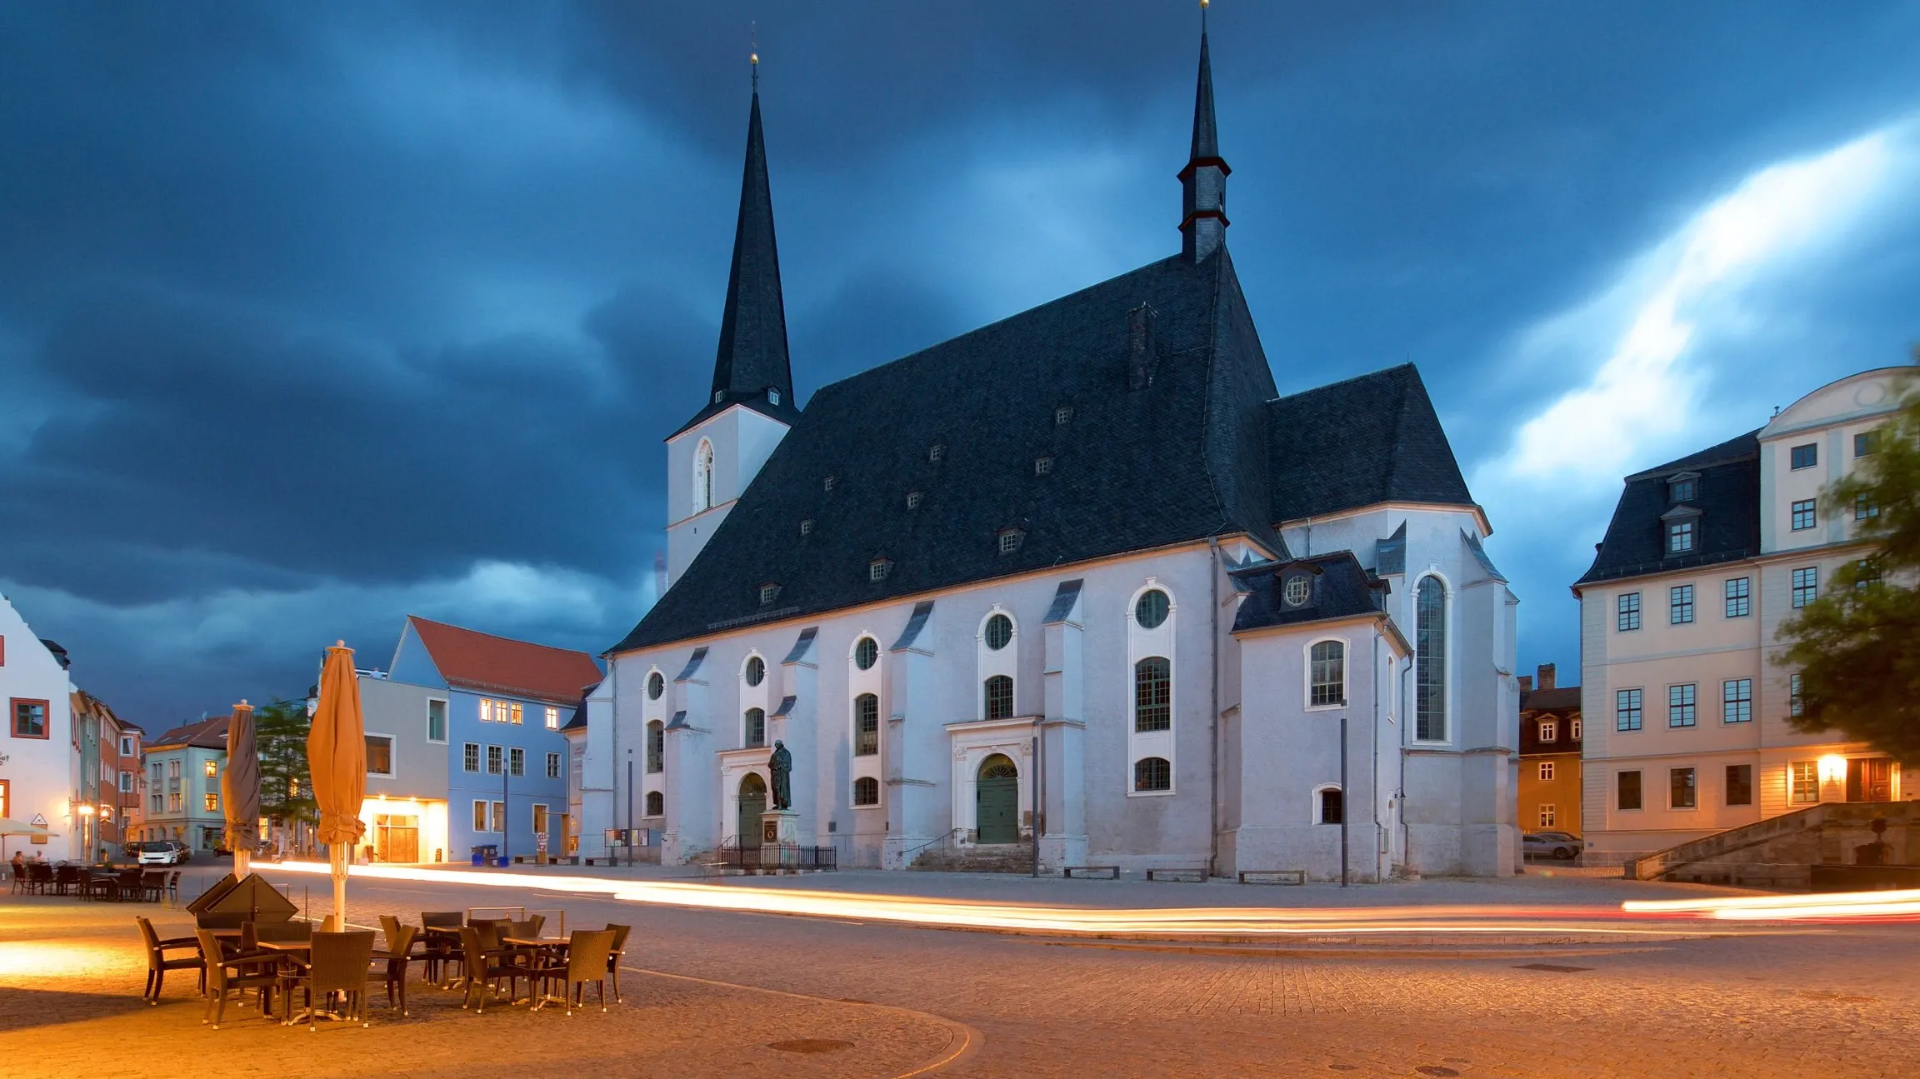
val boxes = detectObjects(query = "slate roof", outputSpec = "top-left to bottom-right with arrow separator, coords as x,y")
1266,365 -> 1476,523
1574,430 -> 1761,588
406,616 -> 604,705
670,88 -> 800,440
1229,552 -> 1389,634
148,715 -> 230,751
614,247 -> 1286,654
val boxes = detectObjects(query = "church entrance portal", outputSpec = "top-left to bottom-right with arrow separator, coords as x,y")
737,773 -> 767,848
976,755 -> 1019,844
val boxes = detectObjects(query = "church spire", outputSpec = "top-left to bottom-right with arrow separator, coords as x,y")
1179,4 -> 1230,262
706,50 -> 794,419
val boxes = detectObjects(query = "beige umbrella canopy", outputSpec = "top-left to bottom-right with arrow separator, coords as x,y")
306,642 -> 366,931
222,699 -> 261,879
0,819 -> 60,861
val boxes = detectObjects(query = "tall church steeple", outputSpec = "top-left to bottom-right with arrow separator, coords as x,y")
704,54 -> 794,423
1179,7 -> 1230,262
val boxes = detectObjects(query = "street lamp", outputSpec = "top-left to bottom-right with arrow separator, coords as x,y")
1817,754 -> 1848,800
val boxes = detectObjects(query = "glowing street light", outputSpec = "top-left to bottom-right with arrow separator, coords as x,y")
1817,754 -> 1848,785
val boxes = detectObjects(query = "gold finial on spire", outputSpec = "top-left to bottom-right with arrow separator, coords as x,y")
750,21 -> 759,92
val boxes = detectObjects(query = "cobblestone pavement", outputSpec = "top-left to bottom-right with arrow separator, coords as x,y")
11,871 -> 1916,1078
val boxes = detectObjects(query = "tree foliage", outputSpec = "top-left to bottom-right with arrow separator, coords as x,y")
254,697 -> 317,830
1778,364 -> 1920,763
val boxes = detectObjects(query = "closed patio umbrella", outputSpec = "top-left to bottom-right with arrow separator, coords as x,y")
222,699 -> 261,879
306,642 -> 366,931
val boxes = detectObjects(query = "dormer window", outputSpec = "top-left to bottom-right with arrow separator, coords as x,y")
759,583 -> 782,606
800,519 -> 813,536
823,475 -> 837,493
1282,573 -> 1311,608
869,558 -> 892,582
1668,472 -> 1699,503
713,390 -> 724,404
906,491 -> 923,510
1668,520 -> 1696,554
1034,455 -> 1053,476
928,444 -> 945,464
1054,406 -> 1073,425
767,387 -> 781,406
997,528 -> 1025,555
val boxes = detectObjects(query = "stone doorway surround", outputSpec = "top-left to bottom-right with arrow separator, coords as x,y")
718,747 -> 772,847
944,715 -> 1038,845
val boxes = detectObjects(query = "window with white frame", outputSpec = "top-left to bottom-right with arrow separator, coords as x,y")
1789,673 -> 1805,718
983,676 -> 1014,721
646,721 -> 663,773
1724,577 -> 1750,618
1539,761 -> 1555,781
853,637 -> 879,670
1668,684 -> 1697,727
491,801 -> 506,832
1539,720 -> 1557,743
1670,767 -> 1697,809
745,656 -> 766,686
1570,718 -> 1582,740
645,791 -> 664,816
1722,679 -> 1752,724
1415,577 -> 1447,740
853,777 -> 880,806
1134,658 -> 1171,732
695,439 -> 714,513
744,707 -> 767,748
508,747 -> 525,777
487,745 -> 504,775
984,614 -> 1013,651
1308,641 -> 1345,707
463,742 -> 480,773
428,699 -> 448,742
365,735 -> 394,778
1669,584 -> 1694,624
853,694 -> 879,756
1538,803 -> 1557,828
1316,786 -> 1343,825
472,801 -> 489,832
1133,757 -> 1171,792
1790,760 -> 1819,804
544,706 -> 559,730
1616,592 -> 1641,631
546,752 -> 561,779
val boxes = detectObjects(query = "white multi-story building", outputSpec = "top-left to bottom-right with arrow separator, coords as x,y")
584,28 -> 1520,880
1576,366 -> 1914,864
0,594 -> 78,861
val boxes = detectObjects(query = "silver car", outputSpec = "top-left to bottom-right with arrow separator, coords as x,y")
136,840 -> 192,866
1523,832 -> 1582,860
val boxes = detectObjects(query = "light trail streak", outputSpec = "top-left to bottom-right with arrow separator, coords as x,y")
1623,888 -> 1920,922
263,862 -> 1695,938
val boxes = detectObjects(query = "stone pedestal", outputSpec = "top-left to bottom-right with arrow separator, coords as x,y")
762,809 -> 801,866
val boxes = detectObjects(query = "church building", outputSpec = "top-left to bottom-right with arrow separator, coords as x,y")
582,27 -> 1520,879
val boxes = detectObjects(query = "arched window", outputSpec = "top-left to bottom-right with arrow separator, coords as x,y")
984,675 -> 1014,720
1317,786 -> 1344,824
853,694 -> 879,756
853,636 -> 879,671
1134,657 -> 1171,732
645,791 -> 663,817
744,656 -> 765,686
1415,577 -> 1448,741
1309,641 -> 1345,707
852,777 -> 880,806
1134,756 -> 1171,792
694,439 -> 715,513
1135,589 -> 1170,629
744,708 -> 766,749
647,671 -> 664,701
984,613 -> 1013,650
646,721 -> 664,774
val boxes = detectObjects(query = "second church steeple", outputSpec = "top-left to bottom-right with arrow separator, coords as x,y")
1179,11 -> 1230,262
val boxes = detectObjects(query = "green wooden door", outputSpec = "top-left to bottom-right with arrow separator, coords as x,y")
738,775 -> 767,848
976,755 -> 1019,844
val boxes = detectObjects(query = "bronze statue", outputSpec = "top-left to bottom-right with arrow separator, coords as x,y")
768,740 -> 793,810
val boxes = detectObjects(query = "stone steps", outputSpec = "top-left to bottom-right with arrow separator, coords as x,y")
911,842 -> 1035,873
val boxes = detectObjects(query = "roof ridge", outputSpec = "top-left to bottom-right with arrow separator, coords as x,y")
1625,428 -> 1762,480
1268,361 -> 1413,403
407,615 -> 595,659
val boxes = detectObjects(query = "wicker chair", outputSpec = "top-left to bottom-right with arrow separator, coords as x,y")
604,924 -> 631,1003
282,930 -> 376,1031
196,929 -> 280,1029
420,911 -> 463,984
53,864 -> 81,896
374,917 -> 429,1016
139,871 -> 166,903
136,916 -> 205,1003
529,929 -> 617,1016
9,863 -> 30,895
456,925 -> 526,1013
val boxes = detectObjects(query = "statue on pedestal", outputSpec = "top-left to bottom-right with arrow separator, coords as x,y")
768,740 -> 793,810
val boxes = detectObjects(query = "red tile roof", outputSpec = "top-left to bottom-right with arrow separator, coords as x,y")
407,616 -> 603,705
148,715 -> 231,751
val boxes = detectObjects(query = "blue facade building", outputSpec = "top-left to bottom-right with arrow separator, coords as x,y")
385,616 -> 602,864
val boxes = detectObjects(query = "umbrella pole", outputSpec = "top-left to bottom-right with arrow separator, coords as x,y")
234,848 -> 250,879
330,844 -> 348,931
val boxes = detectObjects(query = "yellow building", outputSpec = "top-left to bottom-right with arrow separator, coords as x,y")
1519,664 -> 1582,838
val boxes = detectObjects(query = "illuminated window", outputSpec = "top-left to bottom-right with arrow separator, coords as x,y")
472,801 -> 489,832
853,777 -> 880,806
984,675 -> 1014,721
1134,658 -> 1171,732
1134,757 -> 1171,792
203,759 -> 218,778
544,707 -> 559,730
365,736 -> 393,777
479,698 -> 494,722
508,703 -> 523,725
203,793 -> 218,813
1790,760 -> 1819,804
853,694 -> 879,756
1308,641 -> 1345,707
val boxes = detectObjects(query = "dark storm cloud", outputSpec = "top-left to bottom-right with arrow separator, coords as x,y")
2,2 -> 1918,721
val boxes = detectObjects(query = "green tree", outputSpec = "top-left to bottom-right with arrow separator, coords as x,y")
1777,364 -> 1920,763
255,697 -> 317,840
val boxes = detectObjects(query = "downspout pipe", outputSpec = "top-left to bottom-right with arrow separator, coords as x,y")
1371,632 -> 1381,883
1208,536 -> 1221,879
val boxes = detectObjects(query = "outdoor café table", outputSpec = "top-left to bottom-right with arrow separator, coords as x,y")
502,936 -> 571,1010
258,939 -> 322,1025
422,925 -> 464,988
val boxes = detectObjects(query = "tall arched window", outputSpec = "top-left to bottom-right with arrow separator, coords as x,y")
694,439 -> 715,513
984,675 -> 1014,720
853,694 -> 879,756
645,791 -> 663,816
1134,756 -> 1171,792
744,708 -> 766,749
1134,657 -> 1171,732
1415,576 -> 1447,741
646,720 -> 664,773
1309,641 -> 1345,707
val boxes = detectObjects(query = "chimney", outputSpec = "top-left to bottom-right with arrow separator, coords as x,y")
1537,663 -> 1556,691
1518,675 -> 1533,694
1128,304 -> 1159,390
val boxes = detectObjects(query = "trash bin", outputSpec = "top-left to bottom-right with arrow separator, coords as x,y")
470,844 -> 498,867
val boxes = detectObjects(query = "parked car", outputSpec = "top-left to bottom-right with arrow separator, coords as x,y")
136,840 -> 193,866
1522,832 -> 1583,860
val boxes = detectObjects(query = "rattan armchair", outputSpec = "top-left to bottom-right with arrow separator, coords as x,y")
604,924 -> 631,1003
456,925 -> 526,1013
195,929 -> 280,1029
281,930 -> 377,1031
136,916 -> 204,1003
528,929 -> 617,1016
374,916 -> 429,1016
